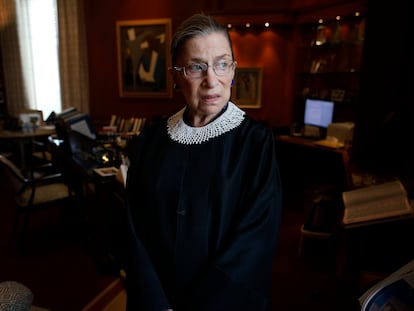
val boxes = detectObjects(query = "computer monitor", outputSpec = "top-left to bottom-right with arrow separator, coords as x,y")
304,98 -> 334,128
64,112 -> 96,140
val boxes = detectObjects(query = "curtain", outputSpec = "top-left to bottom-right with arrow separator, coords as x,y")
0,0 -> 89,118
57,0 -> 89,114
0,0 -> 30,117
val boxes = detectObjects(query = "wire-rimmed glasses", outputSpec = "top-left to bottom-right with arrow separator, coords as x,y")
173,61 -> 237,79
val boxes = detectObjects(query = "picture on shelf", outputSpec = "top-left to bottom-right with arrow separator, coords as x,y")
331,89 -> 346,102
313,24 -> 327,46
232,67 -> 262,109
309,59 -> 327,73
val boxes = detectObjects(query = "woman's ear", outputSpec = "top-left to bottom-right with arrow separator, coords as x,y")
169,67 -> 180,91
231,64 -> 237,85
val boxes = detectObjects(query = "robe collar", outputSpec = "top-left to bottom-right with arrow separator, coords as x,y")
167,101 -> 245,145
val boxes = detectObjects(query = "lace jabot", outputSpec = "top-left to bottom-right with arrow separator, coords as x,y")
167,101 -> 245,145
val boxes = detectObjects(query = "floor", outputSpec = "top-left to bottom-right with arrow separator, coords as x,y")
0,171 -> 119,311
0,169 -> 374,311
270,189 -> 363,311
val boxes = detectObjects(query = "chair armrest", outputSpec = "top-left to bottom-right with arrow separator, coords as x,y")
33,172 -> 64,185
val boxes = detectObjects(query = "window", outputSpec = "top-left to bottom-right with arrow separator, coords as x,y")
17,0 -> 61,119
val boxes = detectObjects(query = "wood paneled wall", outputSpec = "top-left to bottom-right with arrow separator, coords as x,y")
83,0 -> 365,129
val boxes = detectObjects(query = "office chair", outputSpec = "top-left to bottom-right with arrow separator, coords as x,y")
0,154 -> 75,251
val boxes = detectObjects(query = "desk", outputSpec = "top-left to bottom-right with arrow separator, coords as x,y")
275,134 -> 352,256
275,135 -> 353,191
0,127 -> 56,169
276,136 -> 414,287
62,143 -> 127,271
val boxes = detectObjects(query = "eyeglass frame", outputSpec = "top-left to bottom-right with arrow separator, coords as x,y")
171,60 -> 237,79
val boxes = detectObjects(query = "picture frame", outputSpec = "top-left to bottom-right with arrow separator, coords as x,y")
94,167 -> 119,177
330,89 -> 346,102
19,110 -> 44,127
232,67 -> 262,109
116,18 -> 173,98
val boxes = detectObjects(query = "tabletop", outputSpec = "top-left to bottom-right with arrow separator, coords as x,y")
0,126 -> 56,139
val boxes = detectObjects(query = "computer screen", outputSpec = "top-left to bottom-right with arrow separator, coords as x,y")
304,98 -> 334,128
64,112 -> 96,140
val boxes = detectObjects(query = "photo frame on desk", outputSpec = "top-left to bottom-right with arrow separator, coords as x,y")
19,110 -> 44,127
94,167 -> 119,177
116,18 -> 173,98
232,67 -> 262,109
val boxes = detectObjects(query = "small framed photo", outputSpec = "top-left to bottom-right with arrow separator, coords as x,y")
116,18 -> 173,98
232,67 -> 262,109
331,89 -> 346,102
94,167 -> 119,177
19,110 -> 44,127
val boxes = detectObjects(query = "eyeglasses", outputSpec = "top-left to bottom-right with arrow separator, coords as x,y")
173,61 -> 236,79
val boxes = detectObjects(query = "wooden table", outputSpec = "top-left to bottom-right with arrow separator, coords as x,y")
0,127 -> 56,169
275,134 -> 353,190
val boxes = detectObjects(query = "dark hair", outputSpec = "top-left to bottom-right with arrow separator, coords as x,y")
170,13 -> 234,65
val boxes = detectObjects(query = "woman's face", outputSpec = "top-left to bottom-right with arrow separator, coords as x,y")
171,32 -> 236,127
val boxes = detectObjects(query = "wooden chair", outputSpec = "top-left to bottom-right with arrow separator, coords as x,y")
298,191 -> 342,259
0,154 -> 75,251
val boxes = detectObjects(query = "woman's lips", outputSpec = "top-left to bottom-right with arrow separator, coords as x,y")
202,94 -> 220,102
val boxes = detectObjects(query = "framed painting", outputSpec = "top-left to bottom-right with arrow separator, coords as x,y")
232,67 -> 262,108
116,18 -> 173,98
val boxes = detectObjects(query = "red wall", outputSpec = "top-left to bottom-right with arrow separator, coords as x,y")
83,0 -> 365,130
83,1 -> 297,129
229,27 -> 295,126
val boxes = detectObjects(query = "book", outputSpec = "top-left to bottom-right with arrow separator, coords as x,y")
109,114 -> 117,127
359,259 -> 414,310
342,180 -> 414,227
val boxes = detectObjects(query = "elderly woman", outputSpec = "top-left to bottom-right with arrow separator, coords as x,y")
124,13 -> 283,311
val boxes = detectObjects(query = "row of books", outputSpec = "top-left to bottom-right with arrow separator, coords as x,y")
108,115 -> 146,135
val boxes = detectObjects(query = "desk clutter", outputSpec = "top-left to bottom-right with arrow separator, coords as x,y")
289,121 -> 355,150
1,108 -> 137,185
51,109 -> 140,172
101,114 -> 146,137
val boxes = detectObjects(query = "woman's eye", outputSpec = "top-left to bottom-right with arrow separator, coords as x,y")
188,64 -> 203,71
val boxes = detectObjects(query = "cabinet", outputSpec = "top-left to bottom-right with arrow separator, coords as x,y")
293,13 -> 366,123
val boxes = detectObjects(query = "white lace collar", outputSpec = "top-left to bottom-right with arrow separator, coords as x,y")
167,101 -> 245,145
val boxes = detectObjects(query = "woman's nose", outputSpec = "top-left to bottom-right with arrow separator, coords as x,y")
203,67 -> 219,86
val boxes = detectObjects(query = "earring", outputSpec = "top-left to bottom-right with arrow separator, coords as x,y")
231,79 -> 234,86
173,83 -> 179,90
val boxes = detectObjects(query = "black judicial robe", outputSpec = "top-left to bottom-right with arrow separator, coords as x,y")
125,112 -> 282,311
